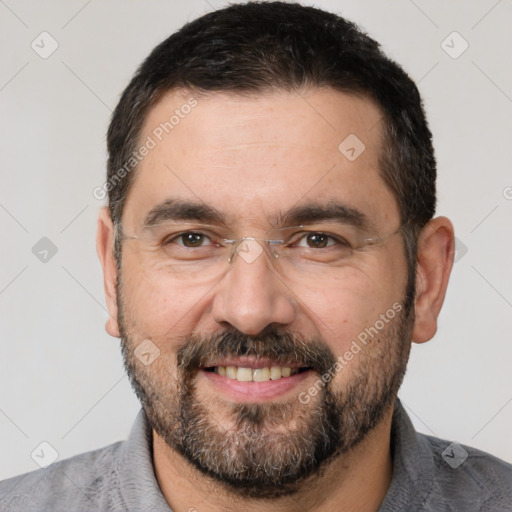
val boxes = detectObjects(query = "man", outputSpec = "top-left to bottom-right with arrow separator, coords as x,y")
1,1 -> 510,511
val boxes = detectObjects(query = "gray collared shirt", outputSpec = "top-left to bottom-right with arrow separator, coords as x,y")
1,400 -> 511,511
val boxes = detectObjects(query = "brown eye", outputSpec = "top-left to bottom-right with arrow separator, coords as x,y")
306,233 -> 329,248
178,232 -> 207,247
293,232 -> 350,250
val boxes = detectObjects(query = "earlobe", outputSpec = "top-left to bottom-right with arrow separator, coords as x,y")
96,207 -> 121,338
412,216 -> 455,344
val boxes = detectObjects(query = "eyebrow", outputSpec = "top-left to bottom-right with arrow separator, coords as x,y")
142,198 -> 225,229
273,201 -> 374,232
141,198 -> 374,232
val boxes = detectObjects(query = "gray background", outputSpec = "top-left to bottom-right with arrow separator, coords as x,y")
1,0 -> 511,480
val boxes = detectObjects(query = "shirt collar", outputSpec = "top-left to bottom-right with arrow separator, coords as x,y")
378,398 -> 435,510
118,409 -> 172,511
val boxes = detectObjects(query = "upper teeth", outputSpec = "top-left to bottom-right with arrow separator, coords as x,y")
215,366 -> 297,382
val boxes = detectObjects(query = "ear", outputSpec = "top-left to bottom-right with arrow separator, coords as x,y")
96,207 -> 121,338
412,216 -> 455,344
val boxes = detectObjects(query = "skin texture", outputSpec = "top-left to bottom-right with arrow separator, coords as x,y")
97,88 -> 455,512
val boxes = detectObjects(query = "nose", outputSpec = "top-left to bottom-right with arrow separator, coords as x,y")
211,240 -> 296,335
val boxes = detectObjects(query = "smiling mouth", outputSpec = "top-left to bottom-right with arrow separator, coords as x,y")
203,365 -> 311,382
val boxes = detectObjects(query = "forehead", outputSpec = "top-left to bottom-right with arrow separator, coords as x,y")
122,87 -> 399,230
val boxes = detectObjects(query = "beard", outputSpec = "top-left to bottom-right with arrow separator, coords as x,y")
118,282 -> 414,499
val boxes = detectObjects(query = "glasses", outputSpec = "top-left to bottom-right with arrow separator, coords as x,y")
115,221 -> 403,283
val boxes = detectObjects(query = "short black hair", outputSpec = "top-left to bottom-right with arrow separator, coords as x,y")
107,1 -> 437,308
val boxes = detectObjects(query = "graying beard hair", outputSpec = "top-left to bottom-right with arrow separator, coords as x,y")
150,373 -> 342,498
119,309 -> 412,499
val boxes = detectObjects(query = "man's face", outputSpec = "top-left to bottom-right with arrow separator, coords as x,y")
115,88 -> 413,497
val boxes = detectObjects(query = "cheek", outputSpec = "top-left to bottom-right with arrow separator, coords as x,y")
119,252 -> 211,340
300,251 -> 407,353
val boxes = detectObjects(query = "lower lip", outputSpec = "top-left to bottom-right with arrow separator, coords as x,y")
199,369 -> 313,402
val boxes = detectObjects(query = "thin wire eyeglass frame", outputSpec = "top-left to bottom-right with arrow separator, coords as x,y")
113,221 -> 405,266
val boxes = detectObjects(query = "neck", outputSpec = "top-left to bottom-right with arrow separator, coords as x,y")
152,407 -> 394,512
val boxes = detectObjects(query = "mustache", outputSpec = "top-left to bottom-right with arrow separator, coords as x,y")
176,326 -> 337,375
